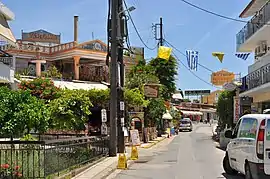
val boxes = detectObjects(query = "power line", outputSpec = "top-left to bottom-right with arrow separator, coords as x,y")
165,39 -> 214,73
123,0 -> 157,50
179,0 -> 249,23
171,50 -> 221,89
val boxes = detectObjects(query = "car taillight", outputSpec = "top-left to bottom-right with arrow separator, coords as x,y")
257,119 -> 265,159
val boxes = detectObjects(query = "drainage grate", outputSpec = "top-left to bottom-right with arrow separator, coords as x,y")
164,159 -> 177,163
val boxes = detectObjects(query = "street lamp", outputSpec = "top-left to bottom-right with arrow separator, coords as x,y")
118,6 -> 136,15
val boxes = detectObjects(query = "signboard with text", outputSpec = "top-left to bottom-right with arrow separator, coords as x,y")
144,84 -> 160,98
22,30 -> 61,44
211,70 -> 235,86
234,96 -> 240,123
184,90 -> 211,96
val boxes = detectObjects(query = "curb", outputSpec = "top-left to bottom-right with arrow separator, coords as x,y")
140,137 -> 167,149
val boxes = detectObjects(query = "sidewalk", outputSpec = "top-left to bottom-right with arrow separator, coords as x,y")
71,136 -> 168,179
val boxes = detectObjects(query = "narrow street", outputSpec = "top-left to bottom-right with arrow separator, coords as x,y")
110,124 -> 244,179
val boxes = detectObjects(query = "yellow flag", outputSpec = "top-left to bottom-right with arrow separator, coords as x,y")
158,46 -> 172,60
212,52 -> 224,63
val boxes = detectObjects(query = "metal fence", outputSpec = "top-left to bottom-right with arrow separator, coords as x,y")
0,136 -> 109,178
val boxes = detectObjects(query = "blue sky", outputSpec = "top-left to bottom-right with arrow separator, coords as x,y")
4,0 -> 253,92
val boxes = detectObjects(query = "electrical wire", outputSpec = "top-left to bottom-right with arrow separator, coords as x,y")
179,0 -> 261,24
165,39 -> 214,73
171,50 -> 221,89
123,0 -> 157,50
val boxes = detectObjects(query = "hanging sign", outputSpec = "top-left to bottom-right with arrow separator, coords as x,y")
101,109 -> 107,123
233,96 -> 240,123
211,70 -> 235,86
101,123 -> 108,135
223,82 -> 237,91
144,84 -> 160,98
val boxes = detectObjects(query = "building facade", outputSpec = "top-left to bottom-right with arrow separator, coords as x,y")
237,0 -> 270,114
0,3 -> 16,83
201,90 -> 222,105
1,16 -> 138,84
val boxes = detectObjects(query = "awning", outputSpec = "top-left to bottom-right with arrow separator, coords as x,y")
0,15 -> 16,46
162,110 -> 173,120
50,80 -> 108,90
180,110 -> 203,116
18,78 -> 109,90
199,108 -> 216,113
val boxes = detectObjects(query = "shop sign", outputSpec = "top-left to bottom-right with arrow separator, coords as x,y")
233,96 -> 240,123
184,90 -> 211,96
144,84 -> 160,98
211,70 -> 235,86
22,30 -> 60,44
223,82 -> 237,91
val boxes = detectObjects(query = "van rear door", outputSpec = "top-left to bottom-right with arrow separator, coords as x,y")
264,119 -> 270,174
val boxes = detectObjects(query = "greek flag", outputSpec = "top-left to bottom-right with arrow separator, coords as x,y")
186,50 -> 199,71
235,53 -> 250,60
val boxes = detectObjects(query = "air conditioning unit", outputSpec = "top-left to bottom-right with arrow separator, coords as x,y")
255,42 -> 267,58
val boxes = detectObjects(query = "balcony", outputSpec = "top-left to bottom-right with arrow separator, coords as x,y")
0,3 -> 15,21
0,56 -> 15,83
236,1 -> 270,52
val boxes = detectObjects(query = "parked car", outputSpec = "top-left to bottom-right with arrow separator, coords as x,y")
223,114 -> 270,179
179,118 -> 193,132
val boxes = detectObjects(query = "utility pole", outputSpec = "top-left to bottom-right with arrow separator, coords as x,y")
109,0 -> 119,157
153,17 -> 164,47
117,0 -> 125,154
159,17 -> 163,46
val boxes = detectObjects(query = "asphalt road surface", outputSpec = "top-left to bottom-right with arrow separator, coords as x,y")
108,124 -> 244,179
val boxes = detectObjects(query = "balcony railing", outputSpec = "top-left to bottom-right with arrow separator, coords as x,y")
236,1 -> 270,50
244,61 -> 270,91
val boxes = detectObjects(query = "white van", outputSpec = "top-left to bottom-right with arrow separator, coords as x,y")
223,114 -> 270,179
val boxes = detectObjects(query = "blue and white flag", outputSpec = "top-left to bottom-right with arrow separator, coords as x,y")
186,50 -> 199,71
235,53 -> 250,61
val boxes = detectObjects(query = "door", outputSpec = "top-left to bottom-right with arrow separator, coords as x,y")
264,118 -> 270,175
237,117 -> 258,173
227,119 -> 242,170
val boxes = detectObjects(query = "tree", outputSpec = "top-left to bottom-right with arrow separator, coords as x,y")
18,78 -> 60,100
145,98 -> 166,127
216,90 -> 235,130
124,88 -> 149,108
149,56 -> 178,100
126,59 -> 159,91
87,89 -> 110,108
49,89 -> 92,131
0,87 -> 50,137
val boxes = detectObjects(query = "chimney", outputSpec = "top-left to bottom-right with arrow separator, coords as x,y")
74,15 -> 78,44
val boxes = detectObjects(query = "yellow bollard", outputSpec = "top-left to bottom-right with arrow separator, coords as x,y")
117,153 -> 127,169
130,145 -> 138,160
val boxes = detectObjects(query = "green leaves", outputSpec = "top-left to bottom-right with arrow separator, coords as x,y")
48,89 -> 92,131
149,56 -> 178,100
124,88 -> 149,107
19,78 -> 60,100
0,87 -> 50,136
216,90 -> 236,129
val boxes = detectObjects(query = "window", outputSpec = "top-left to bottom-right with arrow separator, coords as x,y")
238,118 -> 258,139
232,119 -> 242,138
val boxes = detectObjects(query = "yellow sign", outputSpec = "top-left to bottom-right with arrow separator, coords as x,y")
211,70 -> 235,86
117,153 -> 127,169
130,146 -> 138,160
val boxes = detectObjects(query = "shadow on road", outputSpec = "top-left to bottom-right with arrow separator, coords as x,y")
222,173 -> 244,179
216,146 -> 226,151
